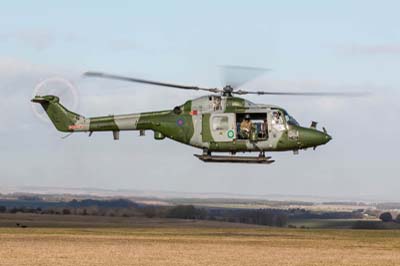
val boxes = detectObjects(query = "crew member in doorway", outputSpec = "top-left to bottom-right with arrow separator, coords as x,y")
240,114 -> 253,139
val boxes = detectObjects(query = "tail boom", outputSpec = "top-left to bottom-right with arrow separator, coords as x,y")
32,95 -> 154,133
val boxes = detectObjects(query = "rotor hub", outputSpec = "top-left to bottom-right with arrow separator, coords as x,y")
223,85 -> 234,96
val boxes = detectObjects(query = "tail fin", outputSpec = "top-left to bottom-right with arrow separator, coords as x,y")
31,95 -> 83,132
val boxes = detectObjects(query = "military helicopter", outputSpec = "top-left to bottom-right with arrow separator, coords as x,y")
31,68 -> 362,164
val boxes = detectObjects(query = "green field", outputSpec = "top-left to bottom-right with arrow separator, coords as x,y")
0,214 -> 400,266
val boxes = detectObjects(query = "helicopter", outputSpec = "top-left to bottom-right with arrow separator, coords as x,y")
31,69 -> 362,164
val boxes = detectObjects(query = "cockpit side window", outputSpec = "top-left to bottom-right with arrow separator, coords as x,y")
282,110 -> 299,126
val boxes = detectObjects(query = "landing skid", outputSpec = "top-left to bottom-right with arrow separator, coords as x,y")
194,154 -> 275,164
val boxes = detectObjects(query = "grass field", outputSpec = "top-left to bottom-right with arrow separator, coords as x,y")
1,214 -> 400,266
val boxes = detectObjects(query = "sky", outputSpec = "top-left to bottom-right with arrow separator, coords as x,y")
1,1 -> 400,200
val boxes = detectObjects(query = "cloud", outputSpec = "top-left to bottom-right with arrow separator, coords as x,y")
0,57 -> 49,79
339,44 -> 400,55
109,39 -> 138,52
0,30 -> 54,51
0,30 -> 82,51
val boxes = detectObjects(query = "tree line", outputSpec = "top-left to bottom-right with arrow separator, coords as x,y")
0,198 -> 392,228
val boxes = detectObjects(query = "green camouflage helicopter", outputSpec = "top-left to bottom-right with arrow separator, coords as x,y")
32,70 -> 361,164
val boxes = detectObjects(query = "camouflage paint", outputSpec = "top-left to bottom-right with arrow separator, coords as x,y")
201,114 -> 213,142
32,94 -> 331,154
31,95 -> 83,132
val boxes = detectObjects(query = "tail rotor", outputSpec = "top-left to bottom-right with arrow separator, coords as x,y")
31,77 -> 79,122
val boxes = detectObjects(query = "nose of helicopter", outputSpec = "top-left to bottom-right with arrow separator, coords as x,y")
298,127 -> 332,148
325,133 -> 332,143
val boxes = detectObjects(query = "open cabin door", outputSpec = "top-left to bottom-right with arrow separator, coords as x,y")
202,113 -> 236,142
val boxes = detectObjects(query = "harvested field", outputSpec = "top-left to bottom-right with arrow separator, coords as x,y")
0,214 -> 399,266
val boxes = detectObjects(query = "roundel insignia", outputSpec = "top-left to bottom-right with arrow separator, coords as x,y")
176,118 -> 185,126
227,129 -> 235,139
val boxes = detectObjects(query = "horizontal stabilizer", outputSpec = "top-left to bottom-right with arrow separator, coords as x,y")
31,96 -> 50,103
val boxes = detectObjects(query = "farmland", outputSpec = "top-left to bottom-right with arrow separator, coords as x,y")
0,214 -> 399,266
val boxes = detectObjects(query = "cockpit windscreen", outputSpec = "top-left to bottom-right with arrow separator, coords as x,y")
282,110 -> 299,126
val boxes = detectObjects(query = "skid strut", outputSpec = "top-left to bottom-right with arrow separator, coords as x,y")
194,152 -> 275,164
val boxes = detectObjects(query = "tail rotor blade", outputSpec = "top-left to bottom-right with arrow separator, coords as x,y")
31,77 -> 79,123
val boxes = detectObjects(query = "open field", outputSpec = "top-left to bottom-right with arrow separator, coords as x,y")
0,214 -> 400,266
0,213 -> 261,229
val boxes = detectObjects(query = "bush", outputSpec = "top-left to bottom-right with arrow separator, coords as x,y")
275,215 -> 288,227
166,205 -> 206,220
379,212 -> 393,222
352,220 -> 380,229
395,214 -> 400,223
9,207 -> 21,214
142,207 -> 157,218
0,206 -> 6,213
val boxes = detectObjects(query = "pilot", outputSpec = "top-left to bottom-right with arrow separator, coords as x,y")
272,111 -> 285,131
272,111 -> 280,124
240,114 -> 253,139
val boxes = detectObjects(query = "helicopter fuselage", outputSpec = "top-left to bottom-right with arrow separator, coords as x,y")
32,95 -> 331,155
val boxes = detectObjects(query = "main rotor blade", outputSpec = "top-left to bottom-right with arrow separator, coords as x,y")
219,65 -> 270,88
233,90 -> 369,97
84,71 -> 222,93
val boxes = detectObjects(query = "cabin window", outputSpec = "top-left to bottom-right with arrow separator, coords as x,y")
212,116 -> 229,131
